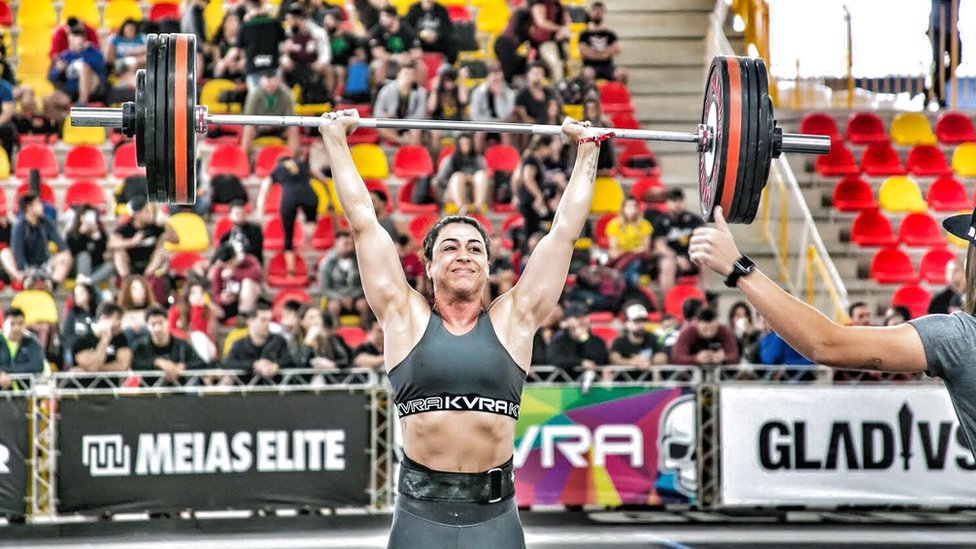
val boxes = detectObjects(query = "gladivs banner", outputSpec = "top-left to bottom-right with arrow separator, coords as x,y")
514,386 -> 696,506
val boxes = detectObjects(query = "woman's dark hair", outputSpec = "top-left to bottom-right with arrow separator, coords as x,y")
119,18 -> 139,36
118,274 -> 157,310
451,133 -> 476,164
65,204 -> 105,237
176,276 -> 212,331
966,246 -> 976,315
72,282 -> 99,314
422,215 -> 492,263
727,300 -> 753,327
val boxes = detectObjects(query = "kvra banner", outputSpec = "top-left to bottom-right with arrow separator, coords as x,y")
514,386 -> 696,506
721,386 -> 976,506
57,393 -> 370,513
0,397 -> 28,516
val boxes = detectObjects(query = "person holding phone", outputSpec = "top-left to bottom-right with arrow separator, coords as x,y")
670,307 -> 739,366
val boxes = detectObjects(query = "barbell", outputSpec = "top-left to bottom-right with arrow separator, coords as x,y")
69,33 -> 830,224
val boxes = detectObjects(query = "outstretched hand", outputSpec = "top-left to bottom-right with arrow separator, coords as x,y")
688,206 -> 742,278
559,117 -> 611,144
319,109 -> 360,141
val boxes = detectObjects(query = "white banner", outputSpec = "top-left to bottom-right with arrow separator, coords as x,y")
720,385 -> 976,506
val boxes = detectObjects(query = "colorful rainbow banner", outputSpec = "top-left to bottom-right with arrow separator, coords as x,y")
514,386 -> 696,506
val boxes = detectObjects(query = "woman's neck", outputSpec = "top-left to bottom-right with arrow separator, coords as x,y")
433,295 -> 483,330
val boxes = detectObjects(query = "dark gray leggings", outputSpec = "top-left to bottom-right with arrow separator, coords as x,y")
386,494 -> 527,549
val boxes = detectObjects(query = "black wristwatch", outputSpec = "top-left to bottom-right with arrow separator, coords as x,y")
724,256 -> 757,288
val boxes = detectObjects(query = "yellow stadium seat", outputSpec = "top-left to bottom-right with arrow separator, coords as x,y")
16,26 -> 53,59
222,327 -> 248,357
563,104 -> 583,121
389,0 -> 412,16
60,0 -> 100,27
890,112 -> 936,146
17,50 -> 50,80
200,79 -> 243,114
324,179 -> 344,216
951,142 -> 976,177
0,149 -> 10,179
17,1 -> 57,29
350,144 -> 390,179
590,176 -> 624,214
310,179 -> 330,216
878,176 -> 927,213
253,135 -> 285,147
476,1 -> 510,35
62,116 -> 106,146
12,290 -> 58,325
164,212 -> 210,253
204,0 -> 225,41
103,0 -> 144,31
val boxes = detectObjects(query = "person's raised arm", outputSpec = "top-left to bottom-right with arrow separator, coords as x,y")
689,206 -> 927,372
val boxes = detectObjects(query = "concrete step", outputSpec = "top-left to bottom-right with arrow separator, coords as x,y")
630,66 -> 705,95
618,38 -> 706,66
604,0 -> 713,12
633,93 -> 705,123
605,11 -> 710,39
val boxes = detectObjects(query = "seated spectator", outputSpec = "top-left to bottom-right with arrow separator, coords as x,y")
0,194 -> 72,290
209,238 -> 263,321
132,306 -> 205,379
222,304 -> 296,380
527,0 -> 570,81
50,17 -> 100,61
397,234 -> 426,293
884,305 -> 912,327
0,76 -> 15,160
653,312 -> 680,359
48,24 -> 106,108
369,6 -> 424,83
565,263 -> 625,313
71,302 -> 132,373
752,315 -> 815,382
109,197 -> 177,293
727,300 -> 760,358
180,0 -> 210,44
609,303 -> 666,375
487,238 -> 516,303
0,308 -> 45,385
62,283 -> 99,367
469,62 -> 516,151
644,188 -> 703,292
372,190 -> 399,240
426,66 -> 469,145
241,71 -> 301,153
207,12 -> 246,80
578,2 -> 627,84
531,303 -> 564,365
218,200 -> 264,264
168,277 -> 220,364
605,197 -> 652,288
405,0 -> 457,64
670,308 -> 739,367
322,8 -> 366,100
516,136 -> 560,240
118,274 -> 157,339
515,62 -> 559,125
352,316 -> 385,369
16,86 -> 59,140
494,7 -> 532,83
847,301 -> 873,326
547,304 -> 609,390
274,298 -> 305,358
257,155 -> 319,272
104,19 -> 146,82
229,0 -> 286,90
296,306 -> 352,370
64,206 -> 114,286
0,34 -> 13,86
319,231 -> 370,324
373,62 -> 426,146
281,4 -> 332,102
928,257 -> 964,314
435,133 -> 489,215
582,98 -> 615,176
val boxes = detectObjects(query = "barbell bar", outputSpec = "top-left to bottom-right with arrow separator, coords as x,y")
69,33 -> 831,224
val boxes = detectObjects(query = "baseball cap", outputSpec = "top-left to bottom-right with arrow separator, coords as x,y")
943,207 -> 976,244
623,303 -> 649,322
563,303 -> 588,319
128,195 -> 148,213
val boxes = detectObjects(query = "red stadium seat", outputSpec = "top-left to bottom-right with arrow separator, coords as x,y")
64,145 -> 107,178
898,212 -> 943,247
617,141 -> 660,178
594,213 -> 615,248
906,144 -> 951,177
421,52 -> 445,89
63,180 -> 107,212
869,248 -> 917,284
814,140 -> 859,176
436,146 -> 455,170
610,113 -> 640,130
799,112 -> 841,142
485,144 -> 521,175
629,177 -> 664,202
831,176 -> 876,212
207,144 -> 250,179
409,213 -> 440,243
0,190 -> 8,217
14,181 -> 56,209
935,112 -> 976,144
263,216 -> 305,252
860,142 -> 906,176
266,252 -> 309,288
926,175 -> 970,212
263,183 -> 282,214
0,3 -> 12,26
587,311 -> 614,324
845,112 -> 888,144
14,145 -> 59,178
271,288 -> 312,320
891,284 -> 931,319
919,247 -> 957,284
397,179 -> 439,214
254,145 -> 292,178
393,145 -> 434,178
365,179 -> 393,209
212,216 -> 233,245
311,216 -> 337,250
169,252 -> 205,277
598,81 -> 634,115
591,325 -> 619,346
468,212 -> 494,235
335,326 -> 367,348
447,5 -> 472,21
850,209 -> 897,247
500,213 -> 524,249
346,125 -> 379,145
112,142 -> 144,178
149,2 -> 179,21
663,284 -> 705,318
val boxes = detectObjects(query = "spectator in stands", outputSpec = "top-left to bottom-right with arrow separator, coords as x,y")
727,300 -> 760,358
62,283 -> 99,367
118,274 -> 157,340
610,303 -> 667,374
578,2 -> 626,84
373,61 -> 426,146
884,305 -> 912,327
231,0 -> 286,90
527,0 -> 570,81
169,277 -> 220,364
0,308 -> 45,385
275,298 -> 305,358
180,0 -> 210,45
50,17 -> 100,61
49,24 -> 106,109
531,303 -> 563,365
222,304 -> 296,378
105,19 -> 146,77
219,200 -> 265,264
319,230 -> 370,324
929,257 -> 965,314
0,75 -> 15,161
281,4 -> 332,101
71,302 -> 132,373
548,303 -> 609,390
16,86 -> 59,140
469,62 -> 516,151
436,133 -> 489,215
847,301 -> 873,326
352,0 -> 385,33
605,197 -> 652,288
750,315 -> 815,382
64,206 -> 114,286
209,237 -> 263,321
426,66 -> 469,145
257,155 -> 319,273
372,190 -> 399,240
208,12 -> 246,80
352,315 -> 385,369
487,237 -> 516,303
671,308 -> 739,366
565,262 -> 626,313
110,197 -> 177,282
322,8 -> 365,101
644,188 -> 704,292
0,194 -> 72,290
241,71 -> 302,153
582,98 -> 616,176
296,306 -> 352,370
133,306 -> 205,379
369,6 -> 424,84
515,62 -> 559,126
930,0 -> 959,108
0,36 -> 14,87
653,312 -> 681,360
405,0 -> 457,64
494,7 -> 532,83
516,136 -> 559,241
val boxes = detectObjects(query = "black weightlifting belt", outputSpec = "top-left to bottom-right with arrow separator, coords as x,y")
398,455 -> 516,504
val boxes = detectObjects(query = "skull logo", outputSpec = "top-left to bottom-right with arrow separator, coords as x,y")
659,395 -> 696,497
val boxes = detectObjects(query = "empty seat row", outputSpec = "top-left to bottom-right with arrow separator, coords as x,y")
869,246 -> 959,286
815,141 -> 976,178
801,111 -> 976,147
850,209 -> 947,248
832,174 -> 974,214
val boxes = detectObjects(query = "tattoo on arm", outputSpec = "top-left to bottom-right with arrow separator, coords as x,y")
860,357 -> 883,371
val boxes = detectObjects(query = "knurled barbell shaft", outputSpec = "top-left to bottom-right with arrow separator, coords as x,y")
68,106 -> 829,155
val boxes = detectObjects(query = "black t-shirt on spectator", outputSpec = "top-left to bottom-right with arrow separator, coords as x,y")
578,29 -> 618,74
219,222 -> 264,265
330,32 -> 361,66
518,155 -> 558,202
114,222 -> 166,274
515,87 -> 555,124
644,209 -> 704,255
237,14 -> 286,74
610,332 -> 658,359
405,3 -> 453,48
71,331 -> 130,364
547,330 -> 609,371
368,23 -> 420,56
132,335 -> 205,371
353,341 -> 381,360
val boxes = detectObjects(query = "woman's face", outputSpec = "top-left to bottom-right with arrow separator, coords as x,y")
74,286 -> 90,307
188,284 -> 205,305
731,306 -> 749,323
302,308 -> 324,332
224,15 -> 240,37
129,280 -> 147,305
458,136 -> 473,154
122,23 -> 137,39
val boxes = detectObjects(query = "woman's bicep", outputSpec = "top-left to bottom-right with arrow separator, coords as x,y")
818,324 -> 928,373
354,225 -> 418,322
